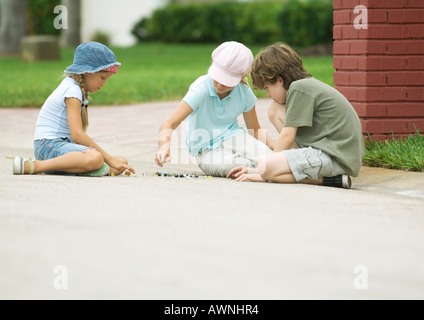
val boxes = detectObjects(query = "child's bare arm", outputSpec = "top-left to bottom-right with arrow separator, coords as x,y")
66,98 -> 135,173
243,106 -> 275,150
67,98 -> 110,157
155,100 -> 193,166
267,101 -> 285,134
274,127 -> 298,152
267,101 -> 299,150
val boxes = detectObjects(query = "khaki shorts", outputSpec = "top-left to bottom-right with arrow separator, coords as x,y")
196,132 -> 272,177
283,147 -> 345,182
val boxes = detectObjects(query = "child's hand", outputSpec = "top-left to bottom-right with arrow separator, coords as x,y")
155,149 -> 171,167
227,166 -> 247,179
227,166 -> 257,179
108,158 -> 136,175
234,173 -> 266,182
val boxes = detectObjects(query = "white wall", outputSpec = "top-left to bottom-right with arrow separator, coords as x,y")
81,0 -> 167,47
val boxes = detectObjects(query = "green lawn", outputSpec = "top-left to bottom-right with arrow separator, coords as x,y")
0,43 -> 334,108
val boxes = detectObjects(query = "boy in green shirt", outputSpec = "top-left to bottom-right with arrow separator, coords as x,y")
227,43 -> 364,188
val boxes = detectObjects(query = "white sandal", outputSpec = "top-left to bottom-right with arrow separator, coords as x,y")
13,157 -> 35,175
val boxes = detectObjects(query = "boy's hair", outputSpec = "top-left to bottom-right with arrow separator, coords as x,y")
250,42 -> 311,90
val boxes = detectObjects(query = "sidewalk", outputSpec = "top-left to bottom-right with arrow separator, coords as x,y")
0,100 -> 423,299
2,99 -> 421,198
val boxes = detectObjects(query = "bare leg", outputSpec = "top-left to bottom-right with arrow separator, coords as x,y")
267,101 -> 298,149
268,100 -> 286,134
259,152 -> 322,185
23,149 -> 103,174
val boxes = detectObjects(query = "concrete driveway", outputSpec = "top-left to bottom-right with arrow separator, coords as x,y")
1,99 -> 423,299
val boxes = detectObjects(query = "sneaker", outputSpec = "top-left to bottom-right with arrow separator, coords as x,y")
13,157 -> 35,175
76,163 -> 110,177
322,174 -> 351,189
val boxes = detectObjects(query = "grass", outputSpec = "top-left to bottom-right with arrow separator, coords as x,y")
0,42 -> 334,108
364,130 -> 424,172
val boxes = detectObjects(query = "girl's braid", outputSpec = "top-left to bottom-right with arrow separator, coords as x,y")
77,74 -> 88,102
77,74 -> 89,132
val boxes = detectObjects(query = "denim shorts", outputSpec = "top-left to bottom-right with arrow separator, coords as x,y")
34,137 -> 91,161
283,147 -> 346,182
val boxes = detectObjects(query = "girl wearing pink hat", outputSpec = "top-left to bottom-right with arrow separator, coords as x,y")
155,41 -> 275,177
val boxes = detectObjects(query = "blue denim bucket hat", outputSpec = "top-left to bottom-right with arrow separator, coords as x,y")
65,42 -> 121,74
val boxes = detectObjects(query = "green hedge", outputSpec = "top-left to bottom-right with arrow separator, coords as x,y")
278,0 -> 333,47
132,0 -> 333,47
133,1 -> 284,45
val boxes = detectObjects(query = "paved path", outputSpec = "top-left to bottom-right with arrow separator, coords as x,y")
1,100 -> 423,300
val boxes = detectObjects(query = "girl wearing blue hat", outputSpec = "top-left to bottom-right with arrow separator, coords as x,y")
13,42 -> 135,176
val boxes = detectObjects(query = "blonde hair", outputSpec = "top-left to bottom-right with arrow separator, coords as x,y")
240,75 -> 249,87
250,42 -> 311,90
76,74 -> 89,132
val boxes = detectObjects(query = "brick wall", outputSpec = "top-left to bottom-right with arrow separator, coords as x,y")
333,0 -> 424,141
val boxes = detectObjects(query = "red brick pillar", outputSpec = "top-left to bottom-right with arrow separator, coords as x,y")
333,0 -> 424,141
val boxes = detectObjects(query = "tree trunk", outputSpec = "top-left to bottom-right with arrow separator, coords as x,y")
60,0 -> 80,47
0,0 -> 28,55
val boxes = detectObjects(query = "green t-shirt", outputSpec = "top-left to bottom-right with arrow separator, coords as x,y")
284,78 -> 364,177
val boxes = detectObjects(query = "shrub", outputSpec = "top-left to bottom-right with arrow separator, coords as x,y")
278,0 -> 333,47
132,0 -> 333,47
132,1 -> 285,45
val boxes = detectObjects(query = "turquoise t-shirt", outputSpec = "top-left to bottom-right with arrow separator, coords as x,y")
183,75 -> 257,156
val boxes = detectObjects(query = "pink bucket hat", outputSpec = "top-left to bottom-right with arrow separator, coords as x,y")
208,41 -> 253,87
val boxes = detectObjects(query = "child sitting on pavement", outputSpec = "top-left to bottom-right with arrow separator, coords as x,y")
227,42 -> 364,188
155,41 -> 274,177
13,42 -> 135,176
